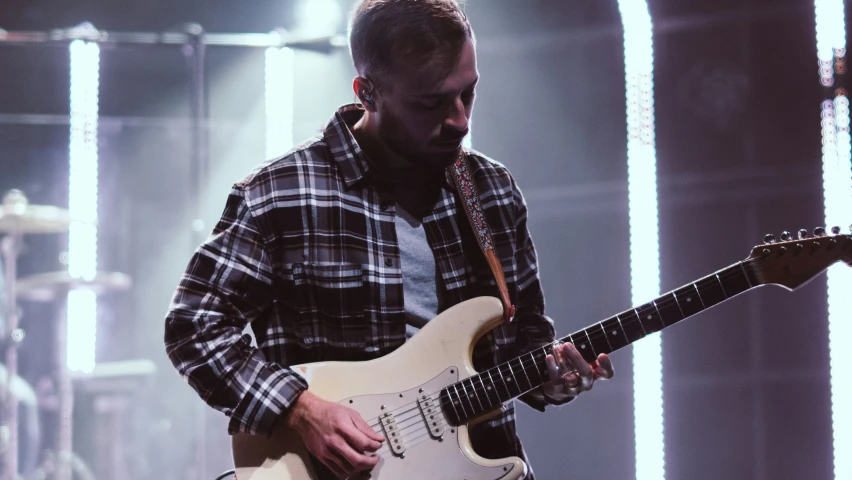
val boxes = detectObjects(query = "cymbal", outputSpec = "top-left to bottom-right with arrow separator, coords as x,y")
15,271 -> 132,303
0,190 -> 70,234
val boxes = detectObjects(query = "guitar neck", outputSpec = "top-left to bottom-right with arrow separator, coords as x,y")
440,260 -> 759,425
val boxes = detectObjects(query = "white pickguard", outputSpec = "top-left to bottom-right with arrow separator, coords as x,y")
232,297 -> 527,480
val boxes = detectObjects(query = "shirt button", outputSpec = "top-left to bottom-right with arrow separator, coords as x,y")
380,202 -> 390,211
384,258 -> 393,267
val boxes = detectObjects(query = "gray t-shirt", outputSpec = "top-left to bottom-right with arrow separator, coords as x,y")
395,203 -> 440,339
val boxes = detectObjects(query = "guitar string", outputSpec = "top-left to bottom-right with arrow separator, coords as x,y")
357,247 -> 842,456
366,257 -> 765,426
369,251 -> 812,437
371,410 -> 449,457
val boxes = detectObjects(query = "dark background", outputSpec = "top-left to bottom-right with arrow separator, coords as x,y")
0,1 -> 845,479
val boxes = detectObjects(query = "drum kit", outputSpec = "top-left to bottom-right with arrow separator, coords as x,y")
0,189 -> 148,480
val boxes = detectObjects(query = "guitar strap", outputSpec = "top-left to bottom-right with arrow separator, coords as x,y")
450,149 -> 516,325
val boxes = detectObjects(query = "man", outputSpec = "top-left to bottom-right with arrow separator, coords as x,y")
165,1 -> 614,478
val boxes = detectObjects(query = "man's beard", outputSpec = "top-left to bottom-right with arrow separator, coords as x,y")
378,108 -> 460,171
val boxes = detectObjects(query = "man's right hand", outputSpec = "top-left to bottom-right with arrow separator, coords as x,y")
286,390 -> 385,478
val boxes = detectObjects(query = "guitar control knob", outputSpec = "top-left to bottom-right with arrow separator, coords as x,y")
798,229 -> 809,240
780,231 -> 792,241
763,234 -> 776,244
831,226 -> 841,235
814,226 -> 826,237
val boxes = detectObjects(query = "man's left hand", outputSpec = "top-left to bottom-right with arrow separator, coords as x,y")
542,343 -> 614,403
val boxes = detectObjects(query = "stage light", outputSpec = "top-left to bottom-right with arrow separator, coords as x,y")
618,1 -> 664,479
265,39 -> 295,158
814,2 -> 852,478
67,39 -> 100,374
297,0 -> 343,36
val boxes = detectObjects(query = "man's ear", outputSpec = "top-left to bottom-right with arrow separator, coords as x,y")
353,76 -> 378,112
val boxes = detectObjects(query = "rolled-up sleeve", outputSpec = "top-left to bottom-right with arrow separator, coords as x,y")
164,185 -> 307,435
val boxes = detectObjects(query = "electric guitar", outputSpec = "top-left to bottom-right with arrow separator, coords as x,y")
232,228 -> 852,479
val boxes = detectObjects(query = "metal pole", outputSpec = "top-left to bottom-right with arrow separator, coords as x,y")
0,232 -> 21,480
181,22 -> 210,480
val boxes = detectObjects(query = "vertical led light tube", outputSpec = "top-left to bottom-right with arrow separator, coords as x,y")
67,39 -> 100,374
618,2 -> 663,479
814,1 -> 852,478
265,43 -> 295,158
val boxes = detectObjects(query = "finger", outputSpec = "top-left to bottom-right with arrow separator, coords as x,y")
555,345 -> 582,388
332,438 -> 379,475
350,413 -> 385,447
546,354 -> 560,382
342,424 -> 382,453
320,448 -> 348,479
563,344 -> 593,379
561,344 -> 594,391
596,353 -> 615,379
556,344 -> 572,371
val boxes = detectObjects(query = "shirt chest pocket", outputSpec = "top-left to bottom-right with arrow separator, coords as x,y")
291,263 -> 367,349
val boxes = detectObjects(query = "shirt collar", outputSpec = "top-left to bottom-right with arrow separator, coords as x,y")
323,104 -> 455,191
322,104 -> 373,189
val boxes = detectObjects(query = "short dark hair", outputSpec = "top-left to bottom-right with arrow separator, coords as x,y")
348,0 -> 474,91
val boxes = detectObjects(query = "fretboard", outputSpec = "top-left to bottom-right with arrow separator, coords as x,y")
440,260 -> 758,425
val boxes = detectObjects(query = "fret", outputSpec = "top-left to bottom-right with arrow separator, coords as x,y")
588,323 -> 613,357
440,388 -> 461,426
695,274 -> 727,308
539,347 -> 553,381
738,262 -> 754,288
453,384 -> 471,419
635,302 -> 665,334
466,377 -> 485,412
529,351 -> 544,383
618,311 -> 647,343
485,370 -> 502,405
455,382 -> 476,418
723,263 -> 752,296
568,331 -> 596,363
600,316 -> 630,351
496,364 -> 514,399
451,384 -> 467,420
691,284 -> 707,308
504,362 -> 522,396
514,357 -> 534,392
656,292 -> 684,326
475,375 -> 498,410
715,274 -> 728,297
673,286 -> 703,317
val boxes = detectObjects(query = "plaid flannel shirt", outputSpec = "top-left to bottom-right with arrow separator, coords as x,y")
164,104 -> 560,475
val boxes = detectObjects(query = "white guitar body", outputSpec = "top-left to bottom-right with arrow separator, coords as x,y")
229,230 -> 852,479
232,296 -> 527,480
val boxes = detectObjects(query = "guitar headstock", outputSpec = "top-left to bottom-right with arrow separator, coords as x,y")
745,226 -> 852,290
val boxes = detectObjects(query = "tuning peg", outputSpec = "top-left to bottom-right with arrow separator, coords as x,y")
798,229 -> 809,239
814,226 -> 827,236
763,233 -> 776,244
780,231 -> 793,241
831,226 -> 841,235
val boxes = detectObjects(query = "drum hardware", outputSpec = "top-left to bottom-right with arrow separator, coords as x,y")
0,189 -> 133,480
16,270 -> 131,480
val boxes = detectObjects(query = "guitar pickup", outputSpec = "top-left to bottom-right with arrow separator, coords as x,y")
380,411 -> 406,456
417,394 -> 444,439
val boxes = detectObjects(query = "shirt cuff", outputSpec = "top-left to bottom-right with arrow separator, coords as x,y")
225,358 -> 309,436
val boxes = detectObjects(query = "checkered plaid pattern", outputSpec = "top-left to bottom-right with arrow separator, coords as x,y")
165,105 -> 558,475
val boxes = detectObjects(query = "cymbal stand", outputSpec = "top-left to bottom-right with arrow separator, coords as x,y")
0,233 -> 23,480
54,294 -> 73,480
